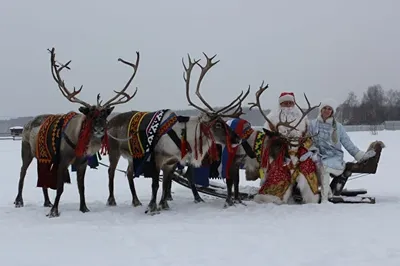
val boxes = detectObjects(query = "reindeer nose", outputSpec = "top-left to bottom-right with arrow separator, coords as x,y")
94,127 -> 105,135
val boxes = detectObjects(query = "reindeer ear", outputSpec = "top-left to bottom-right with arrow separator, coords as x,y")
104,106 -> 114,117
79,106 -> 90,115
263,128 -> 277,137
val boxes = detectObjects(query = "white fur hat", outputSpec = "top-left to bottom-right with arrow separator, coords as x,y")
319,98 -> 337,112
278,92 -> 295,104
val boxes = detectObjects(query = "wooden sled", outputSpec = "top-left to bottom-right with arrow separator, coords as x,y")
328,140 -> 385,204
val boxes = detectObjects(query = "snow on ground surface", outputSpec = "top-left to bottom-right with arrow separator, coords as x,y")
0,130 -> 399,266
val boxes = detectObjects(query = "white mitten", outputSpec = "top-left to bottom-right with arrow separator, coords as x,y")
299,148 -> 320,163
299,151 -> 313,162
359,150 -> 376,162
311,152 -> 320,163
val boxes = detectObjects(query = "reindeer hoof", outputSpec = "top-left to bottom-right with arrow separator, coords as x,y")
80,205 -> 90,213
145,203 -> 160,215
166,194 -> 173,201
46,208 -> 60,218
159,200 -> 170,210
106,197 -> 117,206
223,198 -> 235,208
234,199 -> 247,206
194,197 -> 205,203
14,198 -> 24,208
132,199 -> 142,207
44,201 -> 53,207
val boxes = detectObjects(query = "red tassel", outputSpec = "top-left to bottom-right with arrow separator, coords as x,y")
75,119 -> 93,157
100,129 -> 109,155
181,137 -> 187,158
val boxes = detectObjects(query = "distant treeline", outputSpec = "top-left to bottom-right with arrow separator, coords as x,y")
336,85 -> 400,125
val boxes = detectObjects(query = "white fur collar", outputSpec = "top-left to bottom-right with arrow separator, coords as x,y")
317,114 -> 334,124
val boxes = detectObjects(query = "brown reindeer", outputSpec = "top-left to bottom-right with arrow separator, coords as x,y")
105,53 -> 249,215
14,47 -> 140,217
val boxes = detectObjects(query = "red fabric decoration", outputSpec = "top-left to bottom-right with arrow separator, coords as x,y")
100,128 -> 109,155
75,118 -> 93,157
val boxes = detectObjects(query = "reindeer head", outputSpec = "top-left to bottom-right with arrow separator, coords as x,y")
182,53 -> 250,147
48,48 -> 140,139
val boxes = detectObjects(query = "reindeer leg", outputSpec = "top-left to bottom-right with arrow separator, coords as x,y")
106,147 -> 120,206
145,172 -> 160,215
233,167 -> 246,206
224,177 -> 235,208
14,141 -> 34,208
159,164 -> 177,210
47,161 -> 68,218
76,161 -> 90,213
166,177 -> 173,201
185,165 -> 204,203
127,163 -> 142,207
42,188 -> 53,207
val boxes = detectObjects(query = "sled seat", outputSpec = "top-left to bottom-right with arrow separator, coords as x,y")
344,140 -> 384,175
329,141 -> 384,196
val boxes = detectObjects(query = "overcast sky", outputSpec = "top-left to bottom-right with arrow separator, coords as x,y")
1,0 -> 399,117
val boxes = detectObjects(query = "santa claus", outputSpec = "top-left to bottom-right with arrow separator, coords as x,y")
254,92 -> 320,204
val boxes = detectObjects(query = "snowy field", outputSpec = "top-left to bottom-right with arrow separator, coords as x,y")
0,131 -> 399,266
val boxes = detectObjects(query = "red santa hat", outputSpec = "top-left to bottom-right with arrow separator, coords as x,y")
278,92 -> 295,104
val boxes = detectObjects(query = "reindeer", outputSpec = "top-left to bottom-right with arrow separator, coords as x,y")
179,81 -> 320,206
105,53 -> 249,215
13,47 -> 140,217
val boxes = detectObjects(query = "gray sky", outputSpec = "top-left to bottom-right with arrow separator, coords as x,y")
1,0 -> 399,117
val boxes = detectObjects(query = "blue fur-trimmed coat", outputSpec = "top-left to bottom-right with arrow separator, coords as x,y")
308,115 -> 364,171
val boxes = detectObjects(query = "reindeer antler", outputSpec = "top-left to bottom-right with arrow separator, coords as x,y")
101,52 -> 140,108
48,48 -> 91,108
289,93 -> 320,131
48,48 -> 140,109
182,53 -> 250,118
248,81 -> 276,128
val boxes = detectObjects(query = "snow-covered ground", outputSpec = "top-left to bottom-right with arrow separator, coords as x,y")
0,131 -> 399,266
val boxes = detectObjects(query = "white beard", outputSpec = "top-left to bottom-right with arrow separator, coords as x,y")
279,107 -> 302,123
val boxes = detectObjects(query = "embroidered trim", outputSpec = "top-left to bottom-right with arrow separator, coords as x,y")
128,112 -> 148,158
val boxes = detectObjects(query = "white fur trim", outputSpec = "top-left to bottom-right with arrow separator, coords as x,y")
254,194 -> 284,204
354,150 -> 365,161
279,94 -> 295,104
319,98 -> 338,112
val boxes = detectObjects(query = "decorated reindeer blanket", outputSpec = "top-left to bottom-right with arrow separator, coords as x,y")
258,137 -> 319,200
127,109 -> 177,177
220,118 -> 254,179
193,118 -> 266,186
36,112 -> 77,190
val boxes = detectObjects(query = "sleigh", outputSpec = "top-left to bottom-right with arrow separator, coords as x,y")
170,141 -> 385,204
